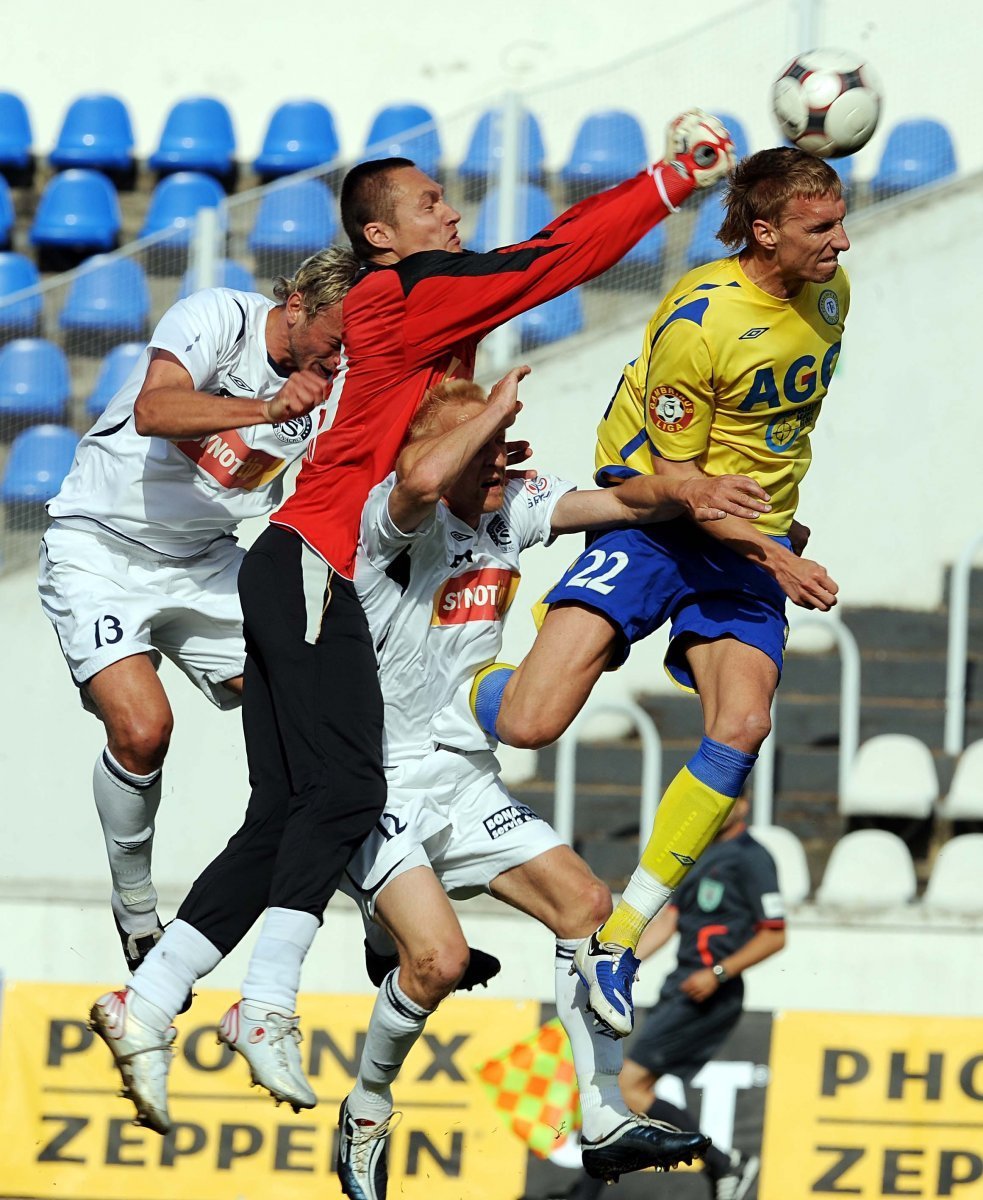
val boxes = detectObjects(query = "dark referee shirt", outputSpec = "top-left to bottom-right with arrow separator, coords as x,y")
660,829 -> 785,1003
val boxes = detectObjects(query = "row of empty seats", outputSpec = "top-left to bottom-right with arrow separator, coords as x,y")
754,825 -> 983,917
0,91 -> 961,196
840,733 -> 983,822
7,172 -> 343,266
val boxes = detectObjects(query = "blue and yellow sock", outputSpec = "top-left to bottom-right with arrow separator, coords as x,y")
469,663 -> 516,740
599,736 -> 758,949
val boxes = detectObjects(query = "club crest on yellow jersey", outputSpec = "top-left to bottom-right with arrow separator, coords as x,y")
649,385 -> 694,433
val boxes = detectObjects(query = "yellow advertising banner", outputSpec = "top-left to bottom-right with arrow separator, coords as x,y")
0,981 -> 539,1200
761,1010 -> 983,1200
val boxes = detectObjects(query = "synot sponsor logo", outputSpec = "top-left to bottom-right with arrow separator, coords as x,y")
175,428 -> 284,490
432,567 -> 519,625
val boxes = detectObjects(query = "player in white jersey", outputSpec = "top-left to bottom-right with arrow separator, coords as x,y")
333,369 -> 770,1199
38,248 -> 358,974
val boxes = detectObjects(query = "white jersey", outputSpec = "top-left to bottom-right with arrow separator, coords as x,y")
355,471 -> 575,760
49,288 -> 330,558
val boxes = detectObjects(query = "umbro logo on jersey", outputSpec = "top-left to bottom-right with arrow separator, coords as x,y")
228,373 -> 251,391
739,327 -> 769,340
184,333 -> 202,352
450,530 -> 472,541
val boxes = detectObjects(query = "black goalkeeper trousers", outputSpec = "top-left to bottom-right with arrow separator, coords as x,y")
178,524 -> 386,955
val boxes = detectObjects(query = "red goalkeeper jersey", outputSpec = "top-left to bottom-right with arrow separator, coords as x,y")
271,164 -> 695,577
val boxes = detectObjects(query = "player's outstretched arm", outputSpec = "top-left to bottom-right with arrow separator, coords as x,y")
133,351 -> 329,438
548,472 -> 770,536
403,113 -> 735,361
388,366 -> 528,533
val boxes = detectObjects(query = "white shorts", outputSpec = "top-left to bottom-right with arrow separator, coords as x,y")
38,521 -> 246,712
345,747 -> 563,917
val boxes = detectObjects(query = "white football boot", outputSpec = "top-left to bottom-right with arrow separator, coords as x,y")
217,1000 -> 316,1111
89,988 -> 176,1134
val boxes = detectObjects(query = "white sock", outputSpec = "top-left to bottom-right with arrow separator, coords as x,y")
620,868 -> 674,928
94,748 -> 162,925
130,919 -> 222,1023
349,968 -> 431,1122
240,907 -> 320,1014
555,938 -> 627,1141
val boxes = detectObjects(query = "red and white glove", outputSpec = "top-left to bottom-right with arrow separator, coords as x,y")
664,109 -> 736,189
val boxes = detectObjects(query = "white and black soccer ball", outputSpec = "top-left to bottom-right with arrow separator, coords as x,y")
772,48 -> 881,158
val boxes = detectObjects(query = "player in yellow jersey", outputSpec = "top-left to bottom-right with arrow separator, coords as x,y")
471,148 -> 846,1037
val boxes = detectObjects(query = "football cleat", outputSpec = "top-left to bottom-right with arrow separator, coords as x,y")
664,109 -> 736,189
336,1096 -> 401,1200
363,940 -> 502,992
714,1149 -> 761,1200
114,912 -> 164,973
89,989 -> 175,1135
572,931 -> 640,1038
581,1113 -> 711,1181
218,1000 -> 316,1111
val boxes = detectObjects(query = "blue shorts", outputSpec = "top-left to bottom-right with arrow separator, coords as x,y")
544,519 -> 789,691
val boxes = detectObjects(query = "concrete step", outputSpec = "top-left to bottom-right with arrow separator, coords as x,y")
843,607 -> 983,653
780,650 -> 983,703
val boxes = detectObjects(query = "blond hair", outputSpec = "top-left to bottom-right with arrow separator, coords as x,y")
407,379 -> 487,441
717,147 -> 842,249
273,245 -> 361,318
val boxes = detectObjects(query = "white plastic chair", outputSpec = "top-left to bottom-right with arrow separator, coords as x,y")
816,829 -> 917,911
938,740 -> 983,821
839,734 -> 938,819
749,824 -> 811,907
923,835 -> 983,917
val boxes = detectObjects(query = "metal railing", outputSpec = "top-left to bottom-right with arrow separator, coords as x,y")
754,613 -> 862,824
552,698 -> 661,852
944,529 -> 983,755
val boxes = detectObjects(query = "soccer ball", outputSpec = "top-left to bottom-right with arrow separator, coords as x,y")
772,48 -> 881,158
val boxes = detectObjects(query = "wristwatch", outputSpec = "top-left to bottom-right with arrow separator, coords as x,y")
712,963 -> 729,983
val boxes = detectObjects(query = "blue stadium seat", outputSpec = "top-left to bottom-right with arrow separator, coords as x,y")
50,95 -> 135,177
470,184 -> 554,253
254,101 -> 340,178
561,110 -> 647,190
85,342 -> 145,418
459,107 -> 546,188
30,169 -> 120,255
0,339 -> 70,421
140,171 -> 226,245
871,118 -> 957,195
149,97 -> 236,181
180,259 -> 255,300
247,178 -> 337,257
517,289 -> 584,349
0,253 -> 42,333
0,175 -> 14,250
0,92 -> 33,175
685,188 -> 729,269
363,103 -> 441,178
59,256 -> 150,340
1,424 -> 79,503
714,112 -> 750,161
